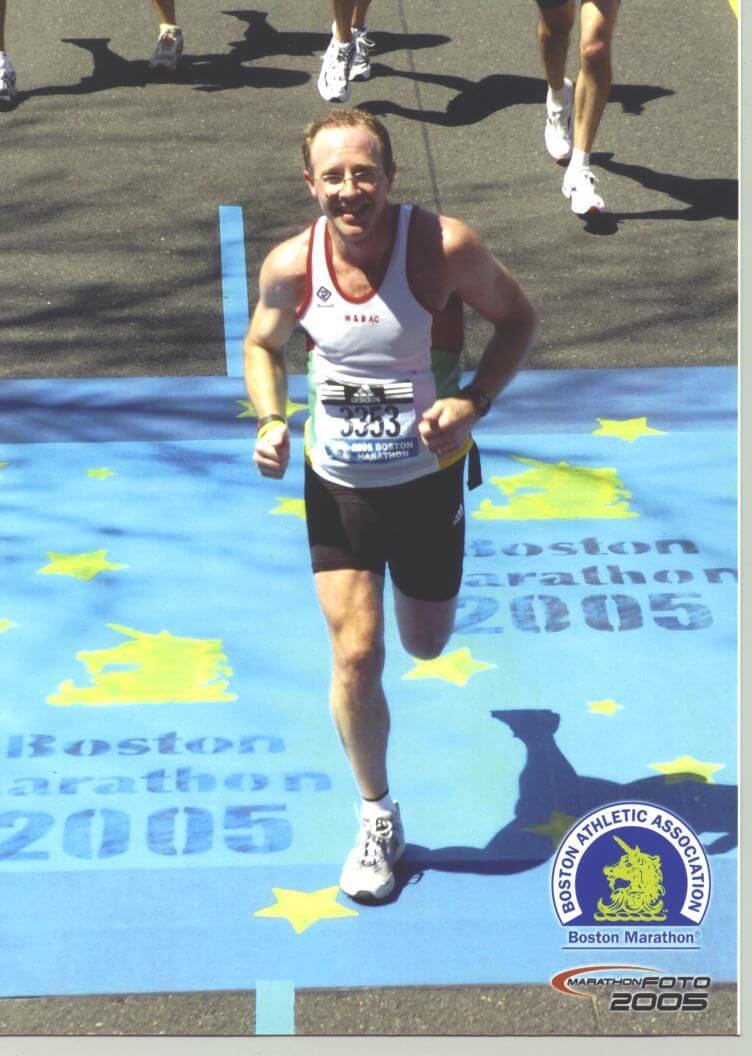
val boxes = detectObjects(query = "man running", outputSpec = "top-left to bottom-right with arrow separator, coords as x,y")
244,109 -> 536,901
537,0 -> 621,214
318,1 -> 375,103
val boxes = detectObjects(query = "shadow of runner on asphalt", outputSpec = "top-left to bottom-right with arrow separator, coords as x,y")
360,72 -> 673,127
593,152 -> 738,222
367,708 -> 737,905
16,11 -> 450,101
555,151 -> 737,236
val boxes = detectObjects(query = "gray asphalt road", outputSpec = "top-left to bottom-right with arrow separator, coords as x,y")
0,0 -> 739,1039
1,0 -> 737,378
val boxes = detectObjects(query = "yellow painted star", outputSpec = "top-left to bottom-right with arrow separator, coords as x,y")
588,698 -> 623,717
0,617 -> 17,634
236,398 -> 308,421
649,754 -> 725,785
38,550 -> 128,581
403,647 -> 496,687
254,886 -> 358,934
524,811 -> 579,848
87,468 -> 116,480
592,417 -> 666,443
271,497 -> 306,520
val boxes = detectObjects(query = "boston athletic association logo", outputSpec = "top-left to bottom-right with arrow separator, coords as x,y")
551,801 -> 711,949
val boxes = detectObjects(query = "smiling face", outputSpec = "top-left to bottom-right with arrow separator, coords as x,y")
304,125 -> 396,244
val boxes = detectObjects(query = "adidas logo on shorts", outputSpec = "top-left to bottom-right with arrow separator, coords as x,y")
452,503 -> 464,527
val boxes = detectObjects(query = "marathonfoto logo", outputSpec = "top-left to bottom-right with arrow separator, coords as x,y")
551,802 -> 711,947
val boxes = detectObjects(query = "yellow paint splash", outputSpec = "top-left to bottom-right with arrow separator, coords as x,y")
48,624 -> 237,707
473,457 -> 638,521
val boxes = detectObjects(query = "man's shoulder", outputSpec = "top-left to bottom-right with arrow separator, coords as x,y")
264,226 -> 314,280
259,225 -> 315,308
410,206 -> 479,261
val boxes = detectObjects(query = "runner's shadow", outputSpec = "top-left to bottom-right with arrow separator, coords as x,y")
565,152 -> 737,236
20,36 -> 308,97
360,74 -> 673,127
222,10 -> 451,64
594,152 -> 738,222
383,708 -> 737,902
17,12 -> 450,100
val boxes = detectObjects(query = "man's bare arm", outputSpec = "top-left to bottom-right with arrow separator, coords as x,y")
419,218 -> 537,455
449,217 -> 537,399
244,235 -> 308,478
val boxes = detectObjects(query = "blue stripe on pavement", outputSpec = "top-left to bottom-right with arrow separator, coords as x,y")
255,980 -> 295,1035
218,205 -> 250,378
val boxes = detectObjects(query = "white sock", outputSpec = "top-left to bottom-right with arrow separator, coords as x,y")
159,23 -> 180,34
0,52 -> 9,64
567,148 -> 590,177
548,80 -> 570,110
362,791 -> 396,817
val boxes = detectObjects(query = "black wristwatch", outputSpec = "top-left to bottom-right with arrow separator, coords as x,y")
459,383 -> 492,418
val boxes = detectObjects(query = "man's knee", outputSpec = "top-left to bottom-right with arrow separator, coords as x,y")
333,641 -> 385,693
398,626 -> 452,661
580,36 -> 611,74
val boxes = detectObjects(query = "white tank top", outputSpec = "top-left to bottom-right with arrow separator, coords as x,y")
298,204 -> 446,488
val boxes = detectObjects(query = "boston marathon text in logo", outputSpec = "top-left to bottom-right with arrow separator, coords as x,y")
551,801 -> 711,934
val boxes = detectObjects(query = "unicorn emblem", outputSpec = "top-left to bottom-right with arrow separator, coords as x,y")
594,835 -> 668,922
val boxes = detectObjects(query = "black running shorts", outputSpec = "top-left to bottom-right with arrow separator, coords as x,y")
304,458 -> 466,602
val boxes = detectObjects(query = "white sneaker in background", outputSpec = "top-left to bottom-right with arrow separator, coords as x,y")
545,77 -> 573,161
350,28 -> 375,81
0,56 -> 19,109
149,26 -> 184,71
317,32 -> 354,102
562,166 -> 606,215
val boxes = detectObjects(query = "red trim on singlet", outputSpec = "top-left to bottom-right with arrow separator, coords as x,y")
295,221 -> 317,318
323,207 -> 401,305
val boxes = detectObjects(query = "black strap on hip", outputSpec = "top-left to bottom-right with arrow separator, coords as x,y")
467,441 -> 482,490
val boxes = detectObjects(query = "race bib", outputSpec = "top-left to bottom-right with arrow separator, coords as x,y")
318,379 -> 420,465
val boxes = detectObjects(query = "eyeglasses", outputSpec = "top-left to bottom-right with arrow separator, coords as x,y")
316,168 -> 383,192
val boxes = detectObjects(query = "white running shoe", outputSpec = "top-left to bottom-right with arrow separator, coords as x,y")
317,33 -> 354,103
149,26 -> 184,71
0,57 -> 18,109
339,805 -> 405,901
350,28 -> 375,81
562,167 -> 606,215
545,77 -> 573,162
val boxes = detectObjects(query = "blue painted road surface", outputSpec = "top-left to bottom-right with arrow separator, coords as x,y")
0,366 -> 737,996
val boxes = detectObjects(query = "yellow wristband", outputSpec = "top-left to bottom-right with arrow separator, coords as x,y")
257,419 -> 286,442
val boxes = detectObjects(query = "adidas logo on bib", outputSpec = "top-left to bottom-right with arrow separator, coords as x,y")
351,385 -> 379,404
